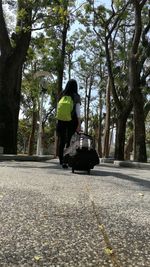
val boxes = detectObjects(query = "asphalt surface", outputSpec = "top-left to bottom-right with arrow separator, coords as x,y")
0,159 -> 149,267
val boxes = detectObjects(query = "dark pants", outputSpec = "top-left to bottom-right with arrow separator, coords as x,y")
56,118 -> 77,164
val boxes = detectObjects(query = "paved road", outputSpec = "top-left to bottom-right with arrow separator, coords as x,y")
0,159 -> 149,267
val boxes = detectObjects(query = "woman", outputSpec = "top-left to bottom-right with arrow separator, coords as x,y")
56,79 -> 81,168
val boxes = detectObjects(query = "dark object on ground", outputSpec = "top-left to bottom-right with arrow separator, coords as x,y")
64,132 -> 99,174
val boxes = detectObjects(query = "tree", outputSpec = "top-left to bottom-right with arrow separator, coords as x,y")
0,0 -> 76,154
92,1 -> 133,160
44,0 -> 76,95
129,0 -> 149,162
69,0 -> 149,162
21,69 -> 39,155
0,0 -> 33,153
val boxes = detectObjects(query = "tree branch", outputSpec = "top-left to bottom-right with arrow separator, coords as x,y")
131,0 -> 147,54
43,107 -> 55,124
140,0 -> 147,9
0,1 -> 12,55
107,0 -> 131,40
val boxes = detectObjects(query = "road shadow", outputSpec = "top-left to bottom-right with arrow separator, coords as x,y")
92,168 -> 150,190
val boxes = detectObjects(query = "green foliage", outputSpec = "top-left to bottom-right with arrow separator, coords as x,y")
16,26 -> 21,33
146,112 -> 150,141
17,8 -> 27,20
27,47 -> 35,61
113,0 -> 123,9
17,119 -> 31,153
97,5 -> 106,14
84,3 -> 93,13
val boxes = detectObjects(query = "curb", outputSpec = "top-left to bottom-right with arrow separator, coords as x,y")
100,158 -> 150,170
0,154 -> 55,162
100,158 -> 115,164
114,160 -> 150,170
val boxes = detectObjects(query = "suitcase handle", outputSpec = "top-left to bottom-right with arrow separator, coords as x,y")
76,131 -> 93,139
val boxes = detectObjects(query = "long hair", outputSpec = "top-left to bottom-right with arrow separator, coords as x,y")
63,79 -> 78,97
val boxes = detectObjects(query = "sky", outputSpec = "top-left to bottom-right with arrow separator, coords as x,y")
71,0 -> 111,36
75,0 -> 111,9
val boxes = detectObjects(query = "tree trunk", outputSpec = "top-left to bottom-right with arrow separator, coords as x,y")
124,101 -> 150,160
55,18 -> 69,157
109,124 -> 114,156
28,101 -> 37,155
103,77 -> 111,157
129,54 -> 147,162
98,90 -> 103,157
85,74 -> 93,134
84,78 -> 88,134
115,114 -> 127,160
133,91 -> 147,162
0,57 -> 31,154
57,21 -> 69,94
0,1 -> 32,154
128,0 -> 147,162
0,61 -> 23,153
68,53 -> 72,80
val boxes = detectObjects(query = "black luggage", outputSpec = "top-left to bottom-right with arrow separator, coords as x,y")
64,132 -> 99,174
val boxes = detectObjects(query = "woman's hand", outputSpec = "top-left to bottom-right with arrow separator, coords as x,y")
76,125 -> 81,133
76,118 -> 81,133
